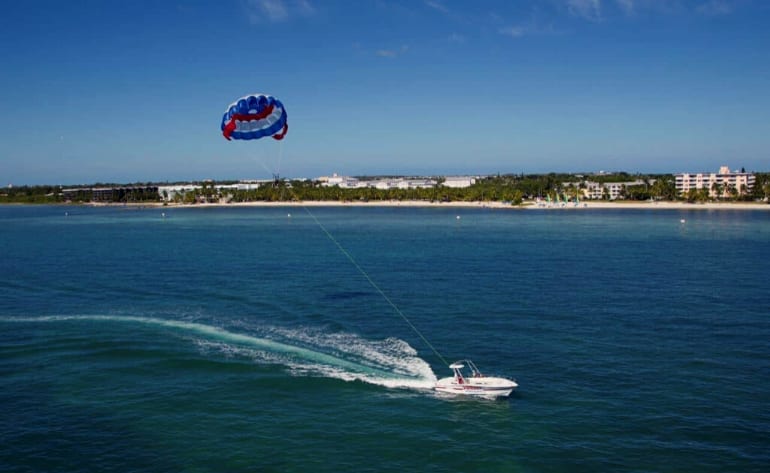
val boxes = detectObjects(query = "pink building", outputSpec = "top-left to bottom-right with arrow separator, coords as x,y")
675,166 -> 755,198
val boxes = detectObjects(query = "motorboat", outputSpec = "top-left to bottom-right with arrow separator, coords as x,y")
434,360 -> 517,398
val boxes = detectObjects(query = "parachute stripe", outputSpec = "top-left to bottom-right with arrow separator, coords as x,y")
272,123 -> 288,140
221,94 -> 288,141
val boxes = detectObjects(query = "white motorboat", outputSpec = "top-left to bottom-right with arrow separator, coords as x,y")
434,360 -> 517,398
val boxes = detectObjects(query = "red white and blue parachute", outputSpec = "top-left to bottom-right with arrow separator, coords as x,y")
221,93 -> 288,141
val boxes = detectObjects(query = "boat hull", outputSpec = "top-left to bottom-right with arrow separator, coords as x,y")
434,376 -> 517,398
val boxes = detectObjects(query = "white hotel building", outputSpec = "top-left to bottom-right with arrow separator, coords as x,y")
317,173 -> 447,190
581,179 -> 650,200
675,166 -> 755,198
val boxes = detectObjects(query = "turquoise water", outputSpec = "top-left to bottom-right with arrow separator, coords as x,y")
1,205 -> 768,472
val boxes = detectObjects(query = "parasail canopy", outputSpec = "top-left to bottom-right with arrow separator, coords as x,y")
221,93 -> 288,141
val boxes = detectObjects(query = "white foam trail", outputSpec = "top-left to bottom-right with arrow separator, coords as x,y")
1,315 -> 438,390
263,326 -> 438,387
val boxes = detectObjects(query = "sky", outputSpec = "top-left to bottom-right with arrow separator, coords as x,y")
1,0 -> 769,185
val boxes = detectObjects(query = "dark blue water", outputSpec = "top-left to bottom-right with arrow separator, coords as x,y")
1,205 -> 769,472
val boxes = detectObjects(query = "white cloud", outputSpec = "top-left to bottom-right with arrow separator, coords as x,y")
612,0 -> 689,16
376,45 -> 409,58
567,0 -> 602,21
425,0 -> 448,13
297,0 -> 315,15
615,0 -> 635,15
608,0 -> 736,18
245,0 -> 314,23
499,26 -> 526,38
488,11 -> 504,23
696,0 -> 734,16
253,0 -> 288,22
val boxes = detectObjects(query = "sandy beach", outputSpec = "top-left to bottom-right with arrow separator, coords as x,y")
136,200 -> 770,211
522,200 -> 770,210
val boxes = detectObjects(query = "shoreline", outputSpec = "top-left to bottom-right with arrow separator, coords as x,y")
74,200 -> 770,211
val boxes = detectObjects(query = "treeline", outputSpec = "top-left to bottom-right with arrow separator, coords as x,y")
3,173 -> 770,204
0,185 -> 63,204
225,173 -> 770,204
0,182 -> 162,204
227,179 -> 524,204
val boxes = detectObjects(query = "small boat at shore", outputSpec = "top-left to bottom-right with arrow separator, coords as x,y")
434,360 -> 517,398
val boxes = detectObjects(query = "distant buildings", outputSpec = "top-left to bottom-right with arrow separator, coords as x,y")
675,166 -> 755,198
157,184 -> 201,201
373,178 -> 437,189
442,176 -> 477,188
580,179 -> 652,200
62,185 -> 158,202
157,181 -> 276,202
317,174 -> 359,188
318,173 -> 475,190
55,168 -> 759,204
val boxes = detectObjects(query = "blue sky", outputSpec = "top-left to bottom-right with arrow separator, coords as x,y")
1,0 -> 768,184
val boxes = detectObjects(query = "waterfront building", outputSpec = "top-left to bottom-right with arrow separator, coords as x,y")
441,176 -> 476,188
675,166 -> 755,198
319,174 -> 362,189
579,180 -> 651,200
157,184 -> 201,201
158,181 -> 276,202
63,185 -> 159,202
320,174 -> 437,190
393,178 -> 437,189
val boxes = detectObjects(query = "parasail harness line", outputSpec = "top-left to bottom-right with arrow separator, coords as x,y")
221,93 -> 289,192
301,206 -> 450,368
220,93 -> 448,368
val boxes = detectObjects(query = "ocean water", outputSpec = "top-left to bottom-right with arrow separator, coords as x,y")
1,204 -> 768,472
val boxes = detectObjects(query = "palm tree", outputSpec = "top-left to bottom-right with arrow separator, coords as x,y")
566,183 -> 577,202
711,182 -> 722,200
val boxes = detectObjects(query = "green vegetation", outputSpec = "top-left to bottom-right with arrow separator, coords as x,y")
224,179 -> 524,204
0,183 -> 163,204
0,186 -> 63,204
127,172 -> 770,205
2,172 -> 769,205
753,172 -> 770,201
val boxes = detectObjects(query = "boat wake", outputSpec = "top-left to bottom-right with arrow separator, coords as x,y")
0,315 -> 438,390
